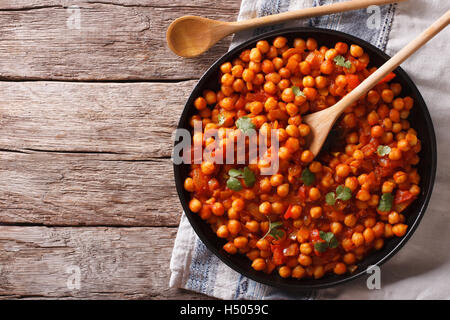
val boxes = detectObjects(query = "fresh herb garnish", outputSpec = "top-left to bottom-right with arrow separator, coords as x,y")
262,220 -> 285,241
314,241 -> 329,253
228,168 -> 242,178
225,167 -> 256,190
336,185 -> 352,201
292,86 -> 306,97
301,168 -> 315,186
236,116 -> 255,134
377,145 -> 392,157
226,177 -> 242,191
325,192 -> 336,205
242,167 -> 256,187
334,55 -> 352,69
314,231 -> 339,252
378,192 -> 394,212
217,114 -> 226,126
325,185 -> 352,205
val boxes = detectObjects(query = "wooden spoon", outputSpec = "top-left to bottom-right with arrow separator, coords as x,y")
304,10 -> 450,157
167,0 -> 406,58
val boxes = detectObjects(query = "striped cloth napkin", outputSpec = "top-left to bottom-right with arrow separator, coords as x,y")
170,0 -> 450,299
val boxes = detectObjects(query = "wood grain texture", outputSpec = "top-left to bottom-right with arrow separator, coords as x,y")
0,81 -> 196,157
0,226 -> 209,299
0,1 -> 240,81
0,81 -> 199,226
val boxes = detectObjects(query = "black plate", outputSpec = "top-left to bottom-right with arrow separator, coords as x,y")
173,27 -> 437,290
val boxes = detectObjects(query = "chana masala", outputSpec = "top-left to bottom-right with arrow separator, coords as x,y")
184,36 -> 421,280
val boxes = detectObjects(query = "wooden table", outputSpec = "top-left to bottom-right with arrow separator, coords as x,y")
0,0 -> 241,299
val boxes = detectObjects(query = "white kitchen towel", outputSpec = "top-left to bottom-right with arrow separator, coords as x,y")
169,0 -> 450,299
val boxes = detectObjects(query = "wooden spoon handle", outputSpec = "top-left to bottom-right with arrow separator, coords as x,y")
328,9 -> 450,118
232,0 -> 407,30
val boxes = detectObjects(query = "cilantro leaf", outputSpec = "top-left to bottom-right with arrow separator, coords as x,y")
292,86 -> 306,97
334,55 -> 352,69
377,145 -> 391,157
314,242 -> 328,253
378,192 -> 393,212
218,114 -> 226,126
228,168 -> 242,178
329,237 -> 339,249
262,220 -> 285,240
236,116 -> 255,134
326,192 -> 336,205
243,167 -> 256,188
226,177 -> 242,191
301,168 -> 315,186
335,185 -> 352,201
316,231 -> 340,252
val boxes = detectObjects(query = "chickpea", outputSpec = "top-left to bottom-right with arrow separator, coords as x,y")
189,198 -> 202,213
223,242 -> 237,254
299,243 -> 313,255
301,150 -> 314,163
334,263 -> 347,275
381,89 -> 394,103
345,177 -> 359,192
278,146 -> 291,160
363,227 -> 375,243
309,188 -> 321,201
286,124 -> 300,137
227,220 -> 241,235
344,214 -> 357,227
351,232 -> 364,247
220,62 -> 232,73
393,171 -> 408,184
259,201 -> 272,215
310,206 -> 323,219
309,161 -> 322,173
245,220 -> 259,233
374,238 -> 384,250
298,254 -> 312,266
216,225 -> 229,238
389,148 -> 402,161
234,236 -> 249,249
350,44 -> 363,57
184,177 -> 195,192
371,125 -> 384,138
277,183 -> 290,197
290,205 -> 303,219
388,211 -> 401,225
306,37 -> 318,50
343,252 -> 356,265
313,265 -> 325,279
336,164 -> 351,178
260,178 -> 272,193
285,137 -> 300,152
299,124 -> 311,137
327,222 -> 342,235
356,189 -> 371,202
212,202 -> 225,216
292,265 -> 306,279
279,266 -> 292,278
392,97 -> 404,110
256,238 -> 270,251
249,47 -> 262,62
273,36 -> 287,48
382,181 -> 396,193
281,87 -> 295,102
392,223 -> 408,237
251,258 -> 266,271
272,202 -> 285,215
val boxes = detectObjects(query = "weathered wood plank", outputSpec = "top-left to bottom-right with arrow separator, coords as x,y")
0,152 -> 182,226
0,226 -> 209,299
0,81 -> 192,226
0,1 -> 240,81
0,81 -> 195,157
